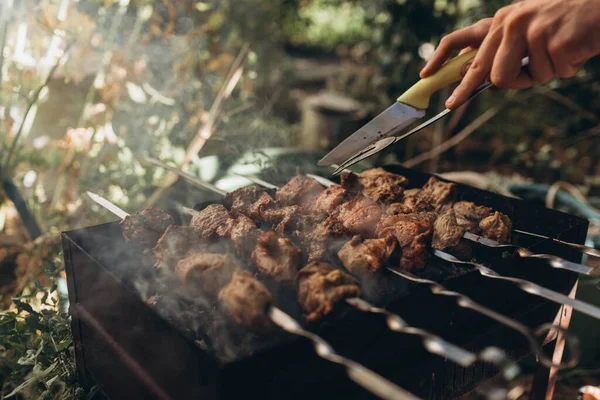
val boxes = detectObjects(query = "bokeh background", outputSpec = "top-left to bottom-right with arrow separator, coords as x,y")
0,0 -> 599,398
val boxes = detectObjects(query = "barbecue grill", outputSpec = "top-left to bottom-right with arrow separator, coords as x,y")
61,164 -> 588,400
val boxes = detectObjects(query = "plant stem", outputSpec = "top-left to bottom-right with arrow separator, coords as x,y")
3,42 -> 73,170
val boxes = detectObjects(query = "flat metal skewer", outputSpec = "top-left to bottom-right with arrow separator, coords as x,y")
86,191 -> 422,400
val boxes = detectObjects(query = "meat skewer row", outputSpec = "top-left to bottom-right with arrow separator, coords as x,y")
236,177 -> 588,370
329,165 -> 600,260
139,189 -> 492,371
109,164 -> 584,370
310,170 -> 597,275
243,177 -> 582,370
94,196 -> 423,400
128,173 -> 525,379
302,173 -> 600,321
109,165 -> 518,375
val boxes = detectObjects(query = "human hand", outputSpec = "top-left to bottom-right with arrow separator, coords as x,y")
420,0 -> 600,109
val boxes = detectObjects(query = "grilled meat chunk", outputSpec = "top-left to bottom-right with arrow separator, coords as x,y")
358,168 -> 407,204
376,213 -> 433,271
338,235 -> 397,276
225,186 -> 272,217
296,261 -> 361,323
218,270 -> 274,334
121,208 -> 174,248
275,175 -> 324,207
415,177 -> 457,212
339,171 -> 364,194
153,225 -> 202,270
331,195 -> 383,238
228,214 -> 263,259
480,211 -> 513,243
386,188 -> 420,215
251,231 -> 303,282
298,216 -> 348,262
432,208 -> 472,259
310,185 -> 350,216
451,201 -> 512,243
453,201 -> 493,232
175,253 -> 239,297
190,204 -> 231,240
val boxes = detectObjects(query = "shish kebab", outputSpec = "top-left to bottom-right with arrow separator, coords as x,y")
86,193 -> 422,400
142,158 -> 579,370
87,190 -> 520,381
298,172 -> 600,320
328,165 -> 600,262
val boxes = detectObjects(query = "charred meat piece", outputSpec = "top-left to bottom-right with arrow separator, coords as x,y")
415,177 -> 457,212
385,188 -> 420,216
218,270 -> 274,334
432,208 -> 472,259
175,253 -> 239,297
358,168 -> 407,204
153,225 -> 203,270
453,201 -> 493,232
225,186 -> 273,217
479,211 -> 513,243
275,175 -> 324,207
339,171 -> 364,195
296,261 -> 361,323
310,185 -> 351,216
251,231 -> 303,283
331,195 -> 383,238
190,204 -> 231,240
338,235 -> 397,276
298,216 -> 348,262
247,191 -> 278,221
376,213 -> 433,271
263,205 -> 306,234
228,214 -> 263,259
121,208 -> 174,248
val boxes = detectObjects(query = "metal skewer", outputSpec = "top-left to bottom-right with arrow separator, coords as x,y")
86,191 -> 422,400
144,161 -> 520,378
385,266 -> 579,370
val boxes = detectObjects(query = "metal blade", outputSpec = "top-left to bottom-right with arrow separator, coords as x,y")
305,174 -> 336,188
144,157 -> 227,196
318,102 -> 425,167
86,191 -> 130,219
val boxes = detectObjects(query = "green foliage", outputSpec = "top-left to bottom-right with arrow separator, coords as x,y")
0,244 -> 90,399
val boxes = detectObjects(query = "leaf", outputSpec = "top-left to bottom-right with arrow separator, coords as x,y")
25,314 -> 48,332
55,338 -> 72,352
125,82 -> 148,104
13,300 -> 37,315
195,2 -> 212,11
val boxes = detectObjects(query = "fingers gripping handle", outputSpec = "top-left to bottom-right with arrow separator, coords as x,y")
397,50 -> 477,109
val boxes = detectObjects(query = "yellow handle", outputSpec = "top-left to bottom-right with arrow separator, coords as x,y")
397,50 -> 478,109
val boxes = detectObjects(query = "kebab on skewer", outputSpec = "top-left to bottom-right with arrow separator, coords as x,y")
91,188 -> 505,374
232,176 -> 585,371
111,166 -> 568,376
89,163 -> 592,378
87,196 -> 456,400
